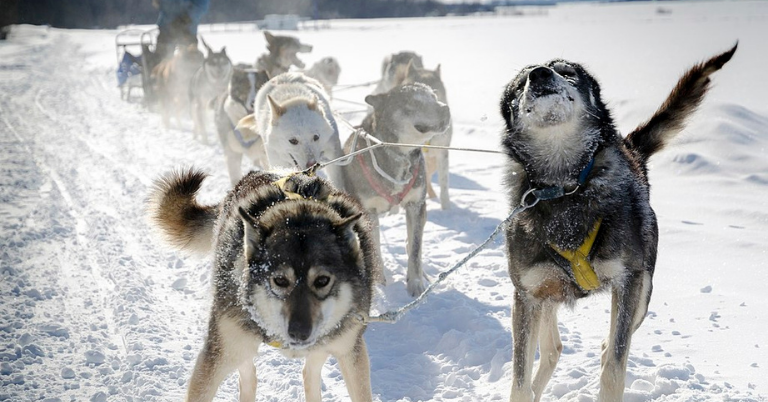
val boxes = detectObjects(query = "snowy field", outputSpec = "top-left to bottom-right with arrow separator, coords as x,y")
1,1 -> 767,401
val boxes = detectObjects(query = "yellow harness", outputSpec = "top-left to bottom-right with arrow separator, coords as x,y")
550,218 -> 602,291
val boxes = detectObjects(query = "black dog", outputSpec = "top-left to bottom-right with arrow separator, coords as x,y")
500,45 -> 736,402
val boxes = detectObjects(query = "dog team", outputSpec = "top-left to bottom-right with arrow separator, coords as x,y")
145,29 -> 736,402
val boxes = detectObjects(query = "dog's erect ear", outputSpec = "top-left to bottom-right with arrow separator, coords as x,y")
239,207 -> 265,258
307,96 -> 318,111
221,46 -> 227,56
333,212 -> 363,245
364,94 -> 384,109
268,95 -> 285,122
335,212 -> 362,230
264,31 -> 275,44
435,64 -> 441,78
199,36 -> 212,55
405,59 -> 418,79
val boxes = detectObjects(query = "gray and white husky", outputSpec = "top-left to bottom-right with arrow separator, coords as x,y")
190,39 -> 233,144
340,83 -> 451,296
149,169 -> 379,402
499,45 -> 736,402
240,72 -> 345,187
397,61 -> 452,210
371,51 -> 424,95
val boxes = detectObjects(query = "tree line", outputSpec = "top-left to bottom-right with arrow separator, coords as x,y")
2,0 -> 480,30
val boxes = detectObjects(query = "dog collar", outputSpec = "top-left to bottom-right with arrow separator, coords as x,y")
522,157 -> 595,205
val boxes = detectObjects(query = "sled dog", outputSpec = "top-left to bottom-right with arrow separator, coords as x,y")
371,51 -> 423,95
304,57 -> 342,97
255,31 -> 312,78
214,66 -> 271,185
241,72 -> 344,186
397,61 -> 452,210
149,169 -> 379,402
499,45 -> 736,402
340,83 -> 451,296
152,44 -> 204,128
190,39 -> 233,144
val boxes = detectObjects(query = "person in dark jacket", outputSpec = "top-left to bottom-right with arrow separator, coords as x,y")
153,0 -> 210,59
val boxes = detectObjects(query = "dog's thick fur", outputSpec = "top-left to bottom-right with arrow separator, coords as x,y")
397,61 -> 452,210
151,44 -> 204,129
241,72 -> 345,186
190,39 -> 233,144
214,66 -> 271,185
255,31 -> 312,78
304,57 -> 342,97
500,45 -> 736,402
148,169 -> 379,402
371,51 -> 424,95
340,83 -> 451,296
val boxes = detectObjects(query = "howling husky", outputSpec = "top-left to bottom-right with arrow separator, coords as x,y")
499,45 -> 736,402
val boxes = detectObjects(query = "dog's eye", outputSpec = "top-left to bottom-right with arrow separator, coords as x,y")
313,134 -> 319,142
273,276 -> 291,288
289,138 -> 299,145
313,275 -> 331,288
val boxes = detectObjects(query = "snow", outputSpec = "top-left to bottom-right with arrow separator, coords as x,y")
1,1 -> 767,401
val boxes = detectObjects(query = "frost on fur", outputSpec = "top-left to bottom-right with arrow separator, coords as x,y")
147,168 -> 217,255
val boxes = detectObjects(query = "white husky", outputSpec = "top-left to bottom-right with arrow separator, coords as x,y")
241,72 -> 344,187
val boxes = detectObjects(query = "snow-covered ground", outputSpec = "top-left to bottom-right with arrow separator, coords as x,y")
1,2 -> 767,401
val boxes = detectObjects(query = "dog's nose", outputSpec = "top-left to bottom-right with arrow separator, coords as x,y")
529,67 -> 553,82
288,319 -> 312,342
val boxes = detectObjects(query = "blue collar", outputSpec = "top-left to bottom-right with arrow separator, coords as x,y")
524,157 -> 596,204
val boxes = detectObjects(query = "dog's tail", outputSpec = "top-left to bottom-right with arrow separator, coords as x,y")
148,168 -> 218,255
624,43 -> 737,163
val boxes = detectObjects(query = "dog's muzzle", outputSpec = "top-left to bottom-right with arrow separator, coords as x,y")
527,67 -> 563,98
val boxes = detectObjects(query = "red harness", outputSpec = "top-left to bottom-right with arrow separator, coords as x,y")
356,151 -> 420,207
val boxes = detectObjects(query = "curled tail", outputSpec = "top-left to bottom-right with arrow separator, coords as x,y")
624,43 -> 737,163
148,169 -> 218,255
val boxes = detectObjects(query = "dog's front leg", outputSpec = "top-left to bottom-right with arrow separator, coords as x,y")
366,211 -> 386,284
436,148 -> 450,210
186,316 -> 260,402
531,302 -> 562,402
237,358 -> 257,402
598,270 -> 652,402
225,150 -> 243,186
510,289 -> 542,402
404,200 -> 427,296
303,350 -> 329,402
336,335 -> 373,402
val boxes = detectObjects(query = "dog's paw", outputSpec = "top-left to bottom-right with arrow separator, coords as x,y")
406,274 -> 430,297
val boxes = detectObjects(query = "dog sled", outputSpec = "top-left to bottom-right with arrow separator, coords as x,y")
115,28 -> 160,104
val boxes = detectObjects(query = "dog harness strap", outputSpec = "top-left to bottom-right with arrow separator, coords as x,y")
551,218 -> 602,291
356,152 -> 420,206
272,173 -> 315,200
